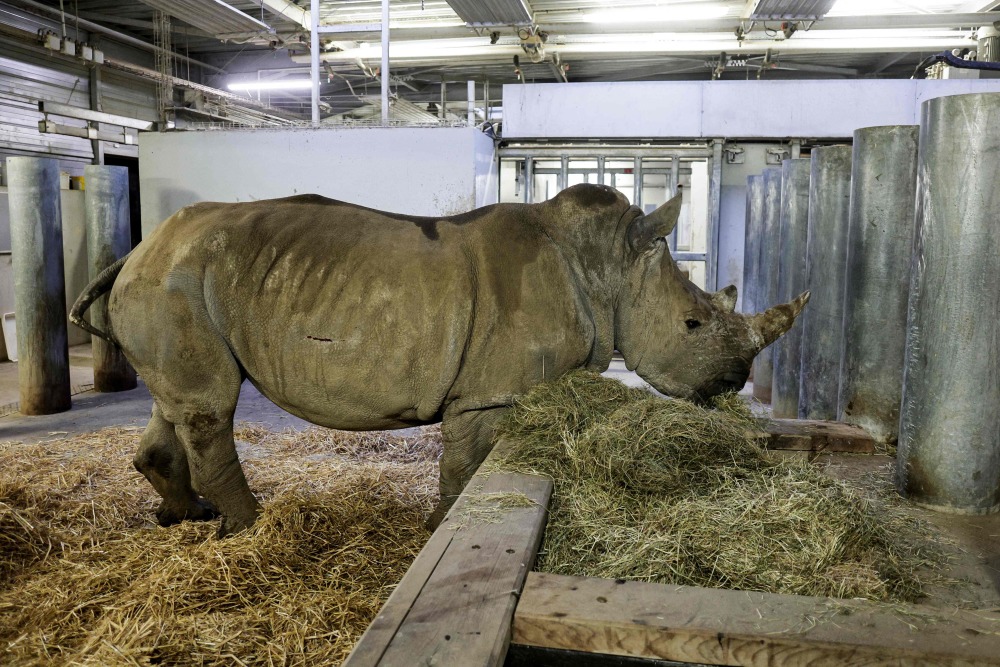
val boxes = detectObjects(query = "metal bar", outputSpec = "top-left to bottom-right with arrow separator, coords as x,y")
467,79 -> 475,126
381,0 -> 390,125
752,166 -> 783,404
39,101 -> 154,131
88,49 -> 104,165
524,157 -> 534,204
560,155 -> 569,191
707,140 -> 723,292
317,23 -> 382,33
83,165 -> 137,392
633,156 -> 643,209
668,156 -> 679,250
439,79 -> 447,118
500,146 -> 712,159
6,157 -> 72,415
38,120 -> 135,144
596,156 -> 605,185
310,0 -> 320,126
672,252 -> 707,262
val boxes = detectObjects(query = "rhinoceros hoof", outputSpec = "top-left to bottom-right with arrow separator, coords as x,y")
216,511 -> 259,538
155,498 -> 219,527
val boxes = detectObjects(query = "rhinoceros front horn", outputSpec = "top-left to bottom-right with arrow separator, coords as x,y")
750,291 -> 811,349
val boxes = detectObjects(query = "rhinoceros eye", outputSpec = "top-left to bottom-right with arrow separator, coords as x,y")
685,319 -> 702,330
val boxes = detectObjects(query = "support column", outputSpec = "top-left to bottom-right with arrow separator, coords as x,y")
7,157 -> 71,415
838,125 -> 918,443
741,175 -> 764,316
798,145 -> 852,421
898,92 -> 1000,514
771,158 -> 810,419
752,167 -> 782,404
83,165 -> 137,392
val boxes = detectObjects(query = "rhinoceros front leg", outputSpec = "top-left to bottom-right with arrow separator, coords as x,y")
428,405 -> 510,529
133,403 -> 218,526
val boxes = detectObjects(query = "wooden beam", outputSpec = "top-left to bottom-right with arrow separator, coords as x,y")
513,572 -> 1000,666
344,444 -> 552,667
756,418 -> 877,453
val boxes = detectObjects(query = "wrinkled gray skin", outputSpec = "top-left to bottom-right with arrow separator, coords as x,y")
78,183 -> 807,536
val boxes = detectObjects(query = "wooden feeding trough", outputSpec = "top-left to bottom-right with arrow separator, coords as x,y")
344,422 -> 1000,667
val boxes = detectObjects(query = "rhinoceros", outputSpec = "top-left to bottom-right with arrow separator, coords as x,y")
71,183 -> 808,535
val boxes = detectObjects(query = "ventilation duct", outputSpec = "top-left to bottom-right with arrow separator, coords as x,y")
749,0 -> 836,21
137,0 -> 275,42
445,0 -> 533,26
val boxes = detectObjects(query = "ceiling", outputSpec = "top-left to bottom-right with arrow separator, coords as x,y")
6,0 -> 999,122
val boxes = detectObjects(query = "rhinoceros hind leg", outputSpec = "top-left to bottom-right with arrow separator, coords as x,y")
134,404 -> 219,526
427,405 -> 510,530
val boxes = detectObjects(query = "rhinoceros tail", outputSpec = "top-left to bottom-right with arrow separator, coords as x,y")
69,253 -> 131,344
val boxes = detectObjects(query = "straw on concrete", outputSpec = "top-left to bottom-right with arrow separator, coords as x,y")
492,371 -> 943,602
0,423 -> 441,666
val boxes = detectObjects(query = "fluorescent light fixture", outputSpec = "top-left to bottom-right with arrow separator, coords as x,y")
228,80 -> 313,92
583,4 -> 730,23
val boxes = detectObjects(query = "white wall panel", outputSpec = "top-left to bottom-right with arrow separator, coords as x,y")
139,127 -> 498,236
504,80 -> 1000,139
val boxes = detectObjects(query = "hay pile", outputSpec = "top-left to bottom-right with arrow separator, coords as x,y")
492,371 -> 942,602
0,424 -> 440,665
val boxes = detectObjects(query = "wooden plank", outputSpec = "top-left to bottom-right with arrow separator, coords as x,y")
756,418 -> 877,453
513,572 -> 1000,667
345,445 -> 552,667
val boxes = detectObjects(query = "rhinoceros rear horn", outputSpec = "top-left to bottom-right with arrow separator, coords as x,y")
627,193 -> 682,253
751,290 -> 811,349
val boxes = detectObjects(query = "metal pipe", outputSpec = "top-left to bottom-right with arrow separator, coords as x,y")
838,125 -> 918,443
560,155 -> 569,191
381,0 -> 389,125
310,0 -> 319,126
6,157 -> 71,415
741,175 -> 764,317
467,79 -> 475,126
898,92 -> 1000,514
633,157 -> 643,210
83,165 -> 137,392
771,158 -> 811,418
707,140 -> 723,292
752,166 -> 782,404
798,145 -> 852,421
439,79 -> 447,119
524,157 -> 534,204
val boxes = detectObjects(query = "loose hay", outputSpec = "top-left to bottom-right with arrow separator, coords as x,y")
492,371 -> 944,602
0,424 -> 441,666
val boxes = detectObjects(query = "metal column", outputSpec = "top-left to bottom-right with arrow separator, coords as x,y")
898,93 -> 1000,514
7,157 -> 71,415
467,80 -> 475,126
524,157 -> 534,204
633,157 -> 643,210
752,167 -> 782,404
741,175 -> 764,317
839,125 -> 918,443
707,140 -> 723,292
798,145 -> 852,421
83,165 -> 137,392
310,0 -> 320,126
381,0 -> 389,124
771,159 -> 811,418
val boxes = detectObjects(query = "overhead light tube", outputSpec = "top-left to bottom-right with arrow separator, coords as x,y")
228,80 -> 313,92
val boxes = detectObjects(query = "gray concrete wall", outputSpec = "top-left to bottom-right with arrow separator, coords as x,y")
139,126 -> 498,237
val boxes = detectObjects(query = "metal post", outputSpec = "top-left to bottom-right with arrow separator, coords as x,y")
838,125 -> 918,443
707,140 -> 723,292
381,0 -> 389,124
798,145 -> 852,421
633,157 -> 643,210
752,166 -> 782,404
467,80 -> 475,126
741,175 -> 764,316
310,0 -> 319,126
596,156 -> 605,186
524,157 -> 534,204
560,155 -> 569,191
898,93 -> 1000,514
771,158 -> 811,418
83,165 -> 137,392
7,157 -> 71,415
668,155 -> 679,250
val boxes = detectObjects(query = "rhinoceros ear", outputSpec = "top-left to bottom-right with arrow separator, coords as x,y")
710,285 -> 738,312
751,291 -> 811,348
627,193 -> 682,253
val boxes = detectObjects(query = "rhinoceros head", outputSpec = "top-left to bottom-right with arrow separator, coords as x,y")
614,193 -> 809,401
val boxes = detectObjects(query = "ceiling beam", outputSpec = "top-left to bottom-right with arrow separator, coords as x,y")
958,0 -> 1000,10
261,0 -> 310,30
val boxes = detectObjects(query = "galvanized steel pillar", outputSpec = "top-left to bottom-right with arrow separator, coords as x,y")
7,157 -> 71,414
798,145 -> 852,421
771,158 -> 810,419
838,125 -> 918,443
83,165 -> 137,392
741,175 -> 764,316
898,93 -> 1000,514
752,167 -> 782,403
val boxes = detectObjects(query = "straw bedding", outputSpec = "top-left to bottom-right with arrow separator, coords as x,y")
0,424 -> 441,666
491,371 -> 944,602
